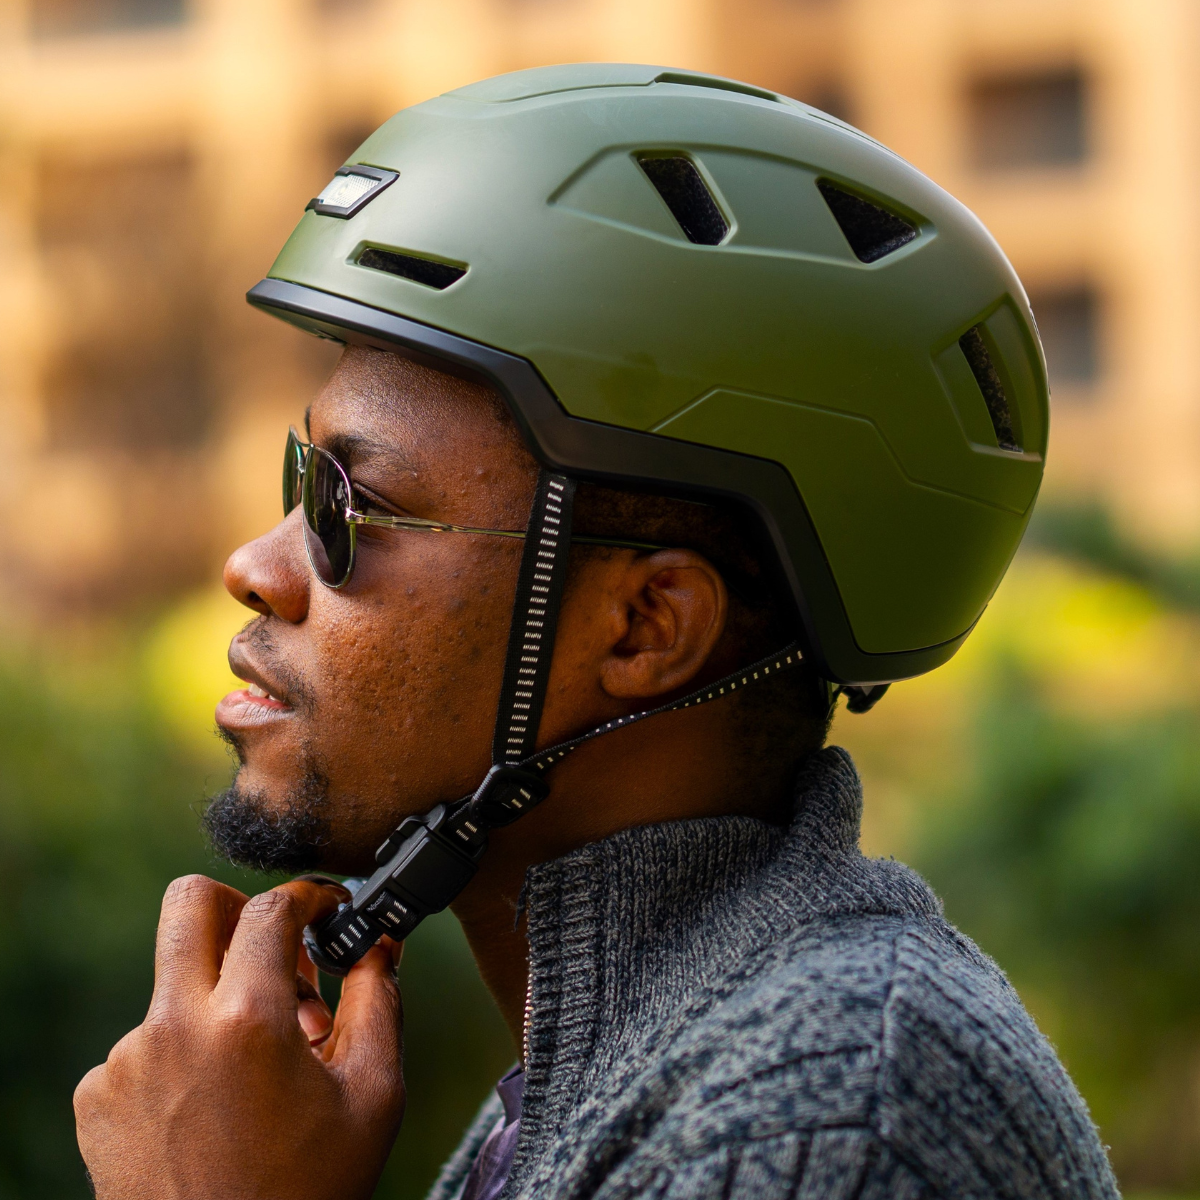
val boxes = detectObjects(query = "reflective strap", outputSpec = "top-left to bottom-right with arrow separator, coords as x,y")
523,640 -> 804,776
491,471 -> 576,766
481,463 -> 806,806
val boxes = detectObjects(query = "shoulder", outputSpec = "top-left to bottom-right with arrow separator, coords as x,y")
663,914 -> 1118,1200
708,910 -> 909,1065
629,913 -> 913,1159
548,914 -> 921,1200
875,921 -> 1119,1199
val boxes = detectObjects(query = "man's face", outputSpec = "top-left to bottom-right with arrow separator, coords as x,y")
211,346 -> 537,875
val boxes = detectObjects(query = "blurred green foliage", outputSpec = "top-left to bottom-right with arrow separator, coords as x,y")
0,646 -> 230,1198
5,521 -> 1200,1195
937,503 -> 1200,1183
0,640 -> 510,1200
917,660 -> 1200,1186
1028,500 -> 1200,613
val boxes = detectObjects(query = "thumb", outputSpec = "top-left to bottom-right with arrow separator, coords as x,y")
326,941 -> 405,1108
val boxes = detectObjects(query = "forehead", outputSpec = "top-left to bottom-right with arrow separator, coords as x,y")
307,345 -> 538,523
310,345 -> 531,470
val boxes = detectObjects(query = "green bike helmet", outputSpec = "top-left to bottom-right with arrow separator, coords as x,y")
249,62 -> 1048,686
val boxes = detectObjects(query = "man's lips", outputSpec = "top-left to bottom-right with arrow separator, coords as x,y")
216,684 -> 293,731
217,645 -> 295,730
219,633 -> 301,731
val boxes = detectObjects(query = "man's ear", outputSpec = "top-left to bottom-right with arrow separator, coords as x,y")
599,549 -> 729,701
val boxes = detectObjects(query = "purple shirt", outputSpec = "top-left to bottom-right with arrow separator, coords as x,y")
459,1066 -> 525,1200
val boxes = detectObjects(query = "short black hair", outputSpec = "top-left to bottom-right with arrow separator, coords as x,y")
571,480 -> 832,760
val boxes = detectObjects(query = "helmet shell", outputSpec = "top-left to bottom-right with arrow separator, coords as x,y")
253,63 -> 1048,684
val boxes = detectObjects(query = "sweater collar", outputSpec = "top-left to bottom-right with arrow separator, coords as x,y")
510,746 -> 941,1186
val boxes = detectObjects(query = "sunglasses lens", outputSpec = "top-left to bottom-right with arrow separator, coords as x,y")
302,446 -> 355,587
283,428 -> 303,516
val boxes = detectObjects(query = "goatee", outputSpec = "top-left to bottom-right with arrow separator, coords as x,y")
203,766 -> 332,874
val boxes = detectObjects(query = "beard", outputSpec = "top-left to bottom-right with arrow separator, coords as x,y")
204,733 -> 333,873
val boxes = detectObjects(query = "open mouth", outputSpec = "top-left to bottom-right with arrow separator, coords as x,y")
216,678 -> 294,730
245,682 -> 287,705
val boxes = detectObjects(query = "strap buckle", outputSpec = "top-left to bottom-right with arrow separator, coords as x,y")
467,764 -> 550,828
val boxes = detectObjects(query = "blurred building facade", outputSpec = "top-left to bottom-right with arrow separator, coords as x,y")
0,0 -> 1197,610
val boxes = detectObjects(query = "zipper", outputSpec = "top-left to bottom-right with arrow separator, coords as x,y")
522,970 -> 533,1066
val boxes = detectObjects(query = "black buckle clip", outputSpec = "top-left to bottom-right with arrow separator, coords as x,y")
467,764 -> 550,829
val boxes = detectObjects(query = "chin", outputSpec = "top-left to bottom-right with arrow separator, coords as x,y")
203,771 -> 332,875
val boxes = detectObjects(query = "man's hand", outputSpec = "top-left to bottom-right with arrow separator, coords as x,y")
75,876 -> 405,1200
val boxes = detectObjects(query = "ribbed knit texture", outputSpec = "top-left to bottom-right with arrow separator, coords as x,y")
426,747 -> 1118,1200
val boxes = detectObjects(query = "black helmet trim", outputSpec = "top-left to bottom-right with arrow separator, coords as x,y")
248,277 -> 971,685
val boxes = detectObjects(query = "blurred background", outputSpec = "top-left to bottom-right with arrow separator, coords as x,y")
1,0 -> 1199,1195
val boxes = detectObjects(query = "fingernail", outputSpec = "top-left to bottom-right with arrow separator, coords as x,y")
389,938 -> 404,971
298,998 -> 333,1046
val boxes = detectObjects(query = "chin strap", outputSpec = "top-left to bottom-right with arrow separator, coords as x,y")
303,470 -> 804,975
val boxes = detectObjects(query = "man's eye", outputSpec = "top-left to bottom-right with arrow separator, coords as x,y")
352,488 -> 393,519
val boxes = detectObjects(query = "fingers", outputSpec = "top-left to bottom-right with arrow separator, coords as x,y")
291,878 -> 349,994
73,1061 -> 105,1125
216,879 -> 344,1010
151,876 -> 248,1010
297,943 -> 321,991
324,941 -> 404,1089
296,973 -> 334,1048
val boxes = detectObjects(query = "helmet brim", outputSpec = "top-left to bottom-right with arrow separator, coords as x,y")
249,277 -> 972,685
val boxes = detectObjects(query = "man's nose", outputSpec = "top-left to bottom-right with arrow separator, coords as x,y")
223,510 -> 310,624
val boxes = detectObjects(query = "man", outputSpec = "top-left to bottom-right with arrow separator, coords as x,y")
74,64 -> 1118,1199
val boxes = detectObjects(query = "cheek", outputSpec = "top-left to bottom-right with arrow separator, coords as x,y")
305,540 -> 519,790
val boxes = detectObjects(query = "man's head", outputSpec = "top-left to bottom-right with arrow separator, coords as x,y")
209,345 -> 829,876
251,65 -> 1047,698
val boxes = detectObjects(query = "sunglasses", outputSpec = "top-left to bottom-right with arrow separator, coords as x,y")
283,426 -> 667,588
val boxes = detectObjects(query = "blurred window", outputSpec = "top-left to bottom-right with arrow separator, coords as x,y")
314,0 -> 375,17
1029,286 -> 1100,390
968,69 -> 1088,170
29,0 -> 186,39
802,83 -> 854,126
37,150 -> 215,450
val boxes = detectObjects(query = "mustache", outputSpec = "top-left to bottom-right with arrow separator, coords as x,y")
235,617 -> 317,714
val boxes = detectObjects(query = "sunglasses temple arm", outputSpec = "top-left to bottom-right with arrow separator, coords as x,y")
346,512 -> 664,553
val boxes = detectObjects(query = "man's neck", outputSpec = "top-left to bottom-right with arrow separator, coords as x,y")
450,705 -> 801,1050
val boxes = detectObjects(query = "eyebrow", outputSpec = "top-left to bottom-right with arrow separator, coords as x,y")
323,430 -> 416,474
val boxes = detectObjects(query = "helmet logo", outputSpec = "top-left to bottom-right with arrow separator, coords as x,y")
307,165 -> 398,219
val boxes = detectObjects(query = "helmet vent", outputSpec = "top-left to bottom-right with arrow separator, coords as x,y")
357,246 -> 466,289
816,179 -> 917,263
652,72 -> 780,104
636,155 -> 729,245
959,325 -> 1021,451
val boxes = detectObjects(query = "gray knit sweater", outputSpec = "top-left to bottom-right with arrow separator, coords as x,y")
426,747 -> 1118,1200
